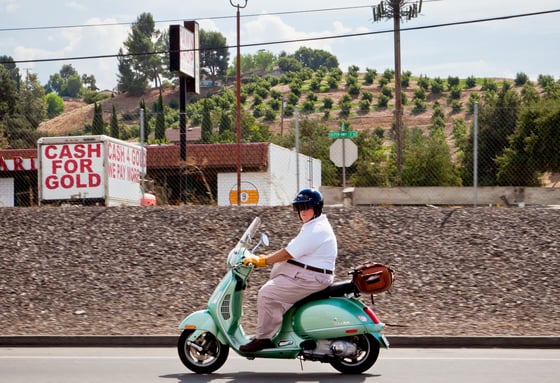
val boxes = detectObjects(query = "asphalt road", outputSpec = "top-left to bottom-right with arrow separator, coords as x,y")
0,347 -> 559,383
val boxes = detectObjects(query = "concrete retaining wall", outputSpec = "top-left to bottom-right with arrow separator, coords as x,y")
321,186 -> 560,207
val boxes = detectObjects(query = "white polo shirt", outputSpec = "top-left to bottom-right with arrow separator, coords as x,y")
285,214 -> 337,271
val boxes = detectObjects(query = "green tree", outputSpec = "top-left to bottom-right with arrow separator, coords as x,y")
201,98 -> 213,143
92,102 -> 104,135
0,63 -> 18,117
254,50 -> 275,71
1,64 -> 45,148
200,29 -> 229,86
110,104 -> 119,138
462,84 -> 520,185
292,47 -> 339,70
402,127 -> 461,186
349,129 -> 389,186
155,91 -> 165,141
277,56 -> 302,73
64,74 -> 83,98
45,93 -> 65,118
118,12 -> 163,94
117,48 -> 146,95
17,72 -> 46,128
496,99 -> 560,185
0,63 -> 18,149
219,109 -> 232,134
46,64 -> 82,97
81,74 -> 98,91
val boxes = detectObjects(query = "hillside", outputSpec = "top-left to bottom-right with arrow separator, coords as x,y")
37,73 -> 483,139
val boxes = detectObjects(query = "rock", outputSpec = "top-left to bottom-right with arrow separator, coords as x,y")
0,205 -> 559,337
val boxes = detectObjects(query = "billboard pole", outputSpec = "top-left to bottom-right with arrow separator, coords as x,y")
170,21 -> 199,203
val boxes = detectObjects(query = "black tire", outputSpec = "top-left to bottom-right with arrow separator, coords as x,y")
177,329 -> 229,374
329,334 -> 380,374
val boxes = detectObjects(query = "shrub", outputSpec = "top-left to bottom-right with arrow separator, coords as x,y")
414,87 -> 426,100
449,86 -> 462,100
339,102 -> 352,116
381,86 -> 393,99
364,68 -> 377,85
359,99 -> 371,113
268,98 -> 281,111
382,68 -> 394,81
465,75 -> 477,89
348,83 -> 361,96
481,78 -> 497,92
451,100 -> 463,114
413,98 -> 427,113
361,91 -> 374,102
377,94 -> 390,108
264,108 -> 276,121
307,92 -> 318,102
327,76 -> 339,89
431,77 -> 445,94
309,78 -> 321,92
447,76 -> 460,89
417,75 -> 430,90
302,100 -> 315,113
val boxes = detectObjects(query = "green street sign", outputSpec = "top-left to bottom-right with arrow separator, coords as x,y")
329,131 -> 357,139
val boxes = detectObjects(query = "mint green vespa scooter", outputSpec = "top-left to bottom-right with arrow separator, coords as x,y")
177,217 -> 390,374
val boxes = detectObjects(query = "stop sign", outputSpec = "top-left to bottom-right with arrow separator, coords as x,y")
329,138 -> 358,167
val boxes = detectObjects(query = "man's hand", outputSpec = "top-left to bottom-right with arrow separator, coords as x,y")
243,255 -> 267,268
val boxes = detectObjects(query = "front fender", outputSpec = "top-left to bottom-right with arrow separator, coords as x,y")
178,310 -> 225,343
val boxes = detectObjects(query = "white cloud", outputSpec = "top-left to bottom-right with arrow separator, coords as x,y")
242,14 -> 334,56
64,1 -> 86,11
3,0 -> 560,89
2,0 -> 20,13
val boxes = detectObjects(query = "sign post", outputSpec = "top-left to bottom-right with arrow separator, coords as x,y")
329,123 -> 358,187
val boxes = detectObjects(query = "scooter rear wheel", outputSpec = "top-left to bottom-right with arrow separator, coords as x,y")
329,334 -> 380,374
177,329 -> 229,374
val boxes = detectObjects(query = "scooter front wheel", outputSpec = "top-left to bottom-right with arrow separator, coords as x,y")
177,329 -> 229,374
329,334 -> 380,374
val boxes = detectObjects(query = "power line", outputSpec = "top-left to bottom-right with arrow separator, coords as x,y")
2,8 -> 559,65
0,4 -> 388,32
0,1 -> 447,32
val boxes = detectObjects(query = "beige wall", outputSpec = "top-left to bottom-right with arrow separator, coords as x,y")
321,186 -> 560,207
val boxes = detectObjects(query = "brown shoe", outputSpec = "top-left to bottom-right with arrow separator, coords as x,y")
239,338 -> 274,352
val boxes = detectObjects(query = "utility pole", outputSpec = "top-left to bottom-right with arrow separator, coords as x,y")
372,0 -> 423,183
230,0 -> 248,206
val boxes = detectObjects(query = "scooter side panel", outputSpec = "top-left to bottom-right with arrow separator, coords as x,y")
292,297 -> 385,339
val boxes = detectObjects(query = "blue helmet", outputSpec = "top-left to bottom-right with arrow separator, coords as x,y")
292,188 -> 324,218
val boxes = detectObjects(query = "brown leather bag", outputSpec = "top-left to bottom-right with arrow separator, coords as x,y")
352,263 -> 395,294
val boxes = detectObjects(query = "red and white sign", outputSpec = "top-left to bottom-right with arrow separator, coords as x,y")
39,136 -> 146,203
0,156 -> 38,171
41,142 -> 105,199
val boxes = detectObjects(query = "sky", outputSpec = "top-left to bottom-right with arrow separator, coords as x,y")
1,0 -> 559,91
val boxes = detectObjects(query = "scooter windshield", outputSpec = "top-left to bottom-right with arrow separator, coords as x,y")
226,217 -> 261,267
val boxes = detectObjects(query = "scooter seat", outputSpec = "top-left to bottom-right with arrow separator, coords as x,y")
295,280 -> 356,305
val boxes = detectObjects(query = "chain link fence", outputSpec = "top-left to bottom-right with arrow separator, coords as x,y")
1,91 -> 559,207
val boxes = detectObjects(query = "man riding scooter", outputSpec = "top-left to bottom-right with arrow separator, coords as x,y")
241,188 -> 338,352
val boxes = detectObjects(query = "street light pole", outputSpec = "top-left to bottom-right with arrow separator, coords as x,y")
230,0 -> 247,206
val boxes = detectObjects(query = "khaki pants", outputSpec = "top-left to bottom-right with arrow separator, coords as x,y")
255,262 -> 334,339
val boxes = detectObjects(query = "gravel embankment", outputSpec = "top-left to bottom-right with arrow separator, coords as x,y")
1,205 -> 559,337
